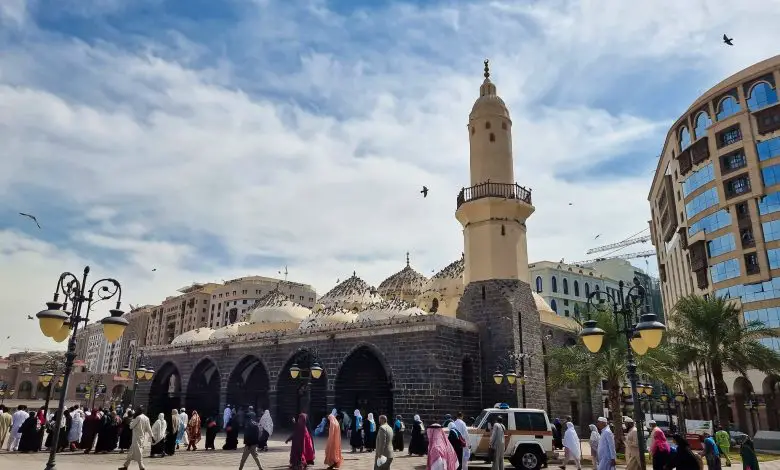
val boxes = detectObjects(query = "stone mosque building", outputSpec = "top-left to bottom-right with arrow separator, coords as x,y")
137,62 -> 603,430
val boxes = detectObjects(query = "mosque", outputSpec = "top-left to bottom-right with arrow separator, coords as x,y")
137,61 -> 603,431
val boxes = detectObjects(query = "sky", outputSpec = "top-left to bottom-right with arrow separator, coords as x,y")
1,0 -> 780,355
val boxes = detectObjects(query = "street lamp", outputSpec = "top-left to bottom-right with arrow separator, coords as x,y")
675,391 -> 688,434
493,352 -> 532,407
119,350 -> 154,407
578,278 -> 667,470
34,266 -> 128,470
287,348 -> 323,419
37,357 -> 67,420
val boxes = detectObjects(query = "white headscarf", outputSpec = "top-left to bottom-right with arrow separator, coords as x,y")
563,422 -> 581,458
259,410 -> 273,436
367,413 -> 375,423
354,409 -> 362,418
151,413 -> 167,442
414,414 -> 422,425
331,408 -> 338,417
589,424 -> 599,448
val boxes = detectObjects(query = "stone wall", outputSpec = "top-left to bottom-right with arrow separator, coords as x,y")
134,315 -> 482,428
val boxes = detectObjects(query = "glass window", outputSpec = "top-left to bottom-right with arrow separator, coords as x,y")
707,233 -> 736,257
514,412 -> 548,432
710,258 -> 740,283
574,281 -> 580,297
694,112 -> 712,139
763,164 -> 780,187
550,299 -> 558,313
723,153 -> 746,170
769,248 -> 780,269
717,96 -> 741,121
552,276 -> 558,293
679,126 -> 691,150
759,191 -> 780,216
535,276 -> 543,293
720,127 -> 742,147
744,307 -> 780,329
758,137 -> 780,161
763,220 -> 780,242
584,283 -> 590,297
747,82 -> 779,111
717,276 -> 780,303
682,163 -> 715,197
685,187 -> 719,219
563,278 -> 569,295
759,337 -> 780,351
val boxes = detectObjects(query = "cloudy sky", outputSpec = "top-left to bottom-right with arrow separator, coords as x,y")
1,0 -> 779,355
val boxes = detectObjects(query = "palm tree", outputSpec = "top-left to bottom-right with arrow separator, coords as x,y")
546,308 -> 681,447
669,295 -> 780,424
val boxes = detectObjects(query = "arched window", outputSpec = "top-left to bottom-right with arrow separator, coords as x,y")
694,112 -> 712,139
717,96 -> 740,121
679,126 -> 691,150
550,299 -> 558,313
430,298 -> 439,313
584,283 -> 590,297
747,82 -> 779,111
535,276 -> 543,293
489,133 -> 495,142
573,280 -> 580,297
551,276 -> 558,293
485,121 -> 492,129
595,284 -> 600,292
563,278 -> 569,295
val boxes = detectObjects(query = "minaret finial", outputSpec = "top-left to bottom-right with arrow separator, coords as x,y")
353,270 -> 356,277
406,252 -> 410,267
483,59 -> 490,80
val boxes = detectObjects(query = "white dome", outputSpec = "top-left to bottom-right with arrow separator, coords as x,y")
299,306 -> 358,330
356,299 -> 428,322
422,255 -> 465,295
318,272 -> 382,311
377,257 -> 428,300
248,289 -> 311,324
171,328 -> 215,345
211,322 -> 249,340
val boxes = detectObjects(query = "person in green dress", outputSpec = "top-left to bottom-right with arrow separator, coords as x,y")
715,426 -> 732,467
740,437 -> 760,470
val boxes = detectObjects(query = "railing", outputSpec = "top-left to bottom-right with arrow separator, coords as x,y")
456,182 -> 532,208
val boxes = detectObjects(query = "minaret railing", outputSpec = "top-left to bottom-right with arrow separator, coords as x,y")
456,182 -> 532,208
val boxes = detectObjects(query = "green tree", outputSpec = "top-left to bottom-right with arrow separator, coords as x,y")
669,295 -> 780,424
546,308 -> 681,447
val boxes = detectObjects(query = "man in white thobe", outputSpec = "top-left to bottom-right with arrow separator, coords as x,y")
596,417 -> 616,470
453,412 -> 472,470
8,406 -> 29,451
119,408 -> 152,470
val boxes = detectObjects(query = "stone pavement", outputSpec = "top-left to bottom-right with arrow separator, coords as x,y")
1,434 -> 774,470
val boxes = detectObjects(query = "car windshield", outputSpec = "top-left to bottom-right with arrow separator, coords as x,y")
473,410 -> 490,427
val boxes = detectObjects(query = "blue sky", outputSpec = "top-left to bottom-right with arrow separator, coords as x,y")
1,0 -> 780,354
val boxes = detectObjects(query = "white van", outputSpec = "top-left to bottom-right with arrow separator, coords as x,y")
466,405 -> 554,470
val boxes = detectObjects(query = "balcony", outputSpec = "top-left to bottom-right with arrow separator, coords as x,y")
456,182 -> 532,209
695,269 -> 709,289
745,252 -> 760,275
717,125 -> 742,149
754,104 -> 780,135
724,173 -> 752,199
677,148 -> 693,176
720,150 -> 747,176
741,228 -> 756,249
689,240 -> 708,272
690,137 -> 710,165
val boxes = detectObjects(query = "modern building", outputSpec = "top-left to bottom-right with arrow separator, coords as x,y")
529,261 -> 622,318
145,283 -> 219,346
584,258 -> 664,321
648,55 -> 780,433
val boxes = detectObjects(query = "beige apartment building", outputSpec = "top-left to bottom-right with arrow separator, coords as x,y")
146,283 -> 219,346
208,276 -> 316,328
649,55 -> 780,433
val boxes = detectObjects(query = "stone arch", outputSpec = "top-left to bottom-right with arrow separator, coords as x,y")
733,376 -> 754,434
149,361 -> 181,418
186,358 -> 222,421
227,355 -> 271,413
18,380 -> 33,400
763,375 -> 780,430
276,348 -> 327,429
335,344 -> 393,420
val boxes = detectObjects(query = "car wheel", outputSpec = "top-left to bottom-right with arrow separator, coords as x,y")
511,447 -> 542,470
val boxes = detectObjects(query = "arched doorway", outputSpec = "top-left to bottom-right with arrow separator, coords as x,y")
227,356 -> 271,413
277,349 -> 327,430
18,381 -> 33,400
148,362 -> 181,418
186,359 -> 222,421
733,377 -> 754,434
763,375 -> 780,430
335,345 -> 393,420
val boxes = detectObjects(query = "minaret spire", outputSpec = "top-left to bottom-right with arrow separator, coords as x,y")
406,252 -> 410,267
484,59 -> 490,80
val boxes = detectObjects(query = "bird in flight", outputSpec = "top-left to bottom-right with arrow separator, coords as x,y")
420,186 -> 429,198
27,315 -> 34,320
19,212 -> 41,229
594,234 -> 601,239
151,268 -> 157,272
723,34 -> 734,46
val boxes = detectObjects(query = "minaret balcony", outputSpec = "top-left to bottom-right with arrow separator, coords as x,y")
456,182 -> 532,209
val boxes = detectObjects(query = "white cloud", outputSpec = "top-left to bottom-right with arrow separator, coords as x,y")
2,0 -> 780,354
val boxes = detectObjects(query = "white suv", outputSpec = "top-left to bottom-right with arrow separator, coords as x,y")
466,405 -> 554,470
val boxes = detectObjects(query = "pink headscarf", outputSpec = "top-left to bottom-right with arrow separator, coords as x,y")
651,426 -> 670,454
426,425 -> 459,470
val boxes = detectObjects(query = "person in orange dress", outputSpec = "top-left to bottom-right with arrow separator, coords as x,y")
324,409 -> 343,469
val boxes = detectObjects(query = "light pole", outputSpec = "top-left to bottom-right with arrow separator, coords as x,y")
288,348 -> 323,422
83,375 -> 106,410
33,266 -> 129,470
119,350 -> 154,408
38,358 -> 67,419
492,352 -> 533,407
675,391 -> 688,434
578,278 -> 667,470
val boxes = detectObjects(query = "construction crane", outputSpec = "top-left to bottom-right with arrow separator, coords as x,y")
572,249 -> 657,265
586,234 -> 652,254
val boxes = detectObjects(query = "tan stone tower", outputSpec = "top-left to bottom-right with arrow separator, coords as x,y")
456,60 -> 535,284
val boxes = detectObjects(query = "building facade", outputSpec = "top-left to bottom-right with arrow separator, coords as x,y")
146,283 -> 219,346
648,55 -> 780,434
585,259 -> 665,321
529,261 -> 621,319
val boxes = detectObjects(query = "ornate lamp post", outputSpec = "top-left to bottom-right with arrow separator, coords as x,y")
33,266 -> 128,470
578,278 -> 667,470
288,348 -> 323,420
38,357 -> 67,419
492,352 -> 533,407
119,350 -> 154,407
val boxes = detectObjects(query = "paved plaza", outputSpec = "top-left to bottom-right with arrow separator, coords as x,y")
1,434 -> 773,470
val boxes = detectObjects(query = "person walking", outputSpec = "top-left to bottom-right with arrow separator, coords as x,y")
588,424 -> 600,467
8,405 -> 28,451
561,422 -> 581,470
324,411 -> 343,469
740,437 -> 760,470
119,407 -> 152,470
186,411 -> 201,451
490,416 -> 506,470
0,406 -> 12,450
238,414 -> 263,470
624,419 -> 640,470
595,418 -> 615,470
715,426 -> 732,467
375,415 -> 394,470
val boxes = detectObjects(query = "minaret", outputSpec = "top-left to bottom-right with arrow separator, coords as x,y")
456,60 -> 535,284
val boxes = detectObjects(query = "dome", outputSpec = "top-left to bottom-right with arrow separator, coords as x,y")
299,305 -> 358,330
317,272 -> 383,311
171,328 -> 215,345
211,322 -> 249,340
356,299 -> 428,322
532,293 -> 555,315
469,61 -> 509,120
377,254 -> 428,301
416,255 -> 465,316
247,289 -> 311,324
